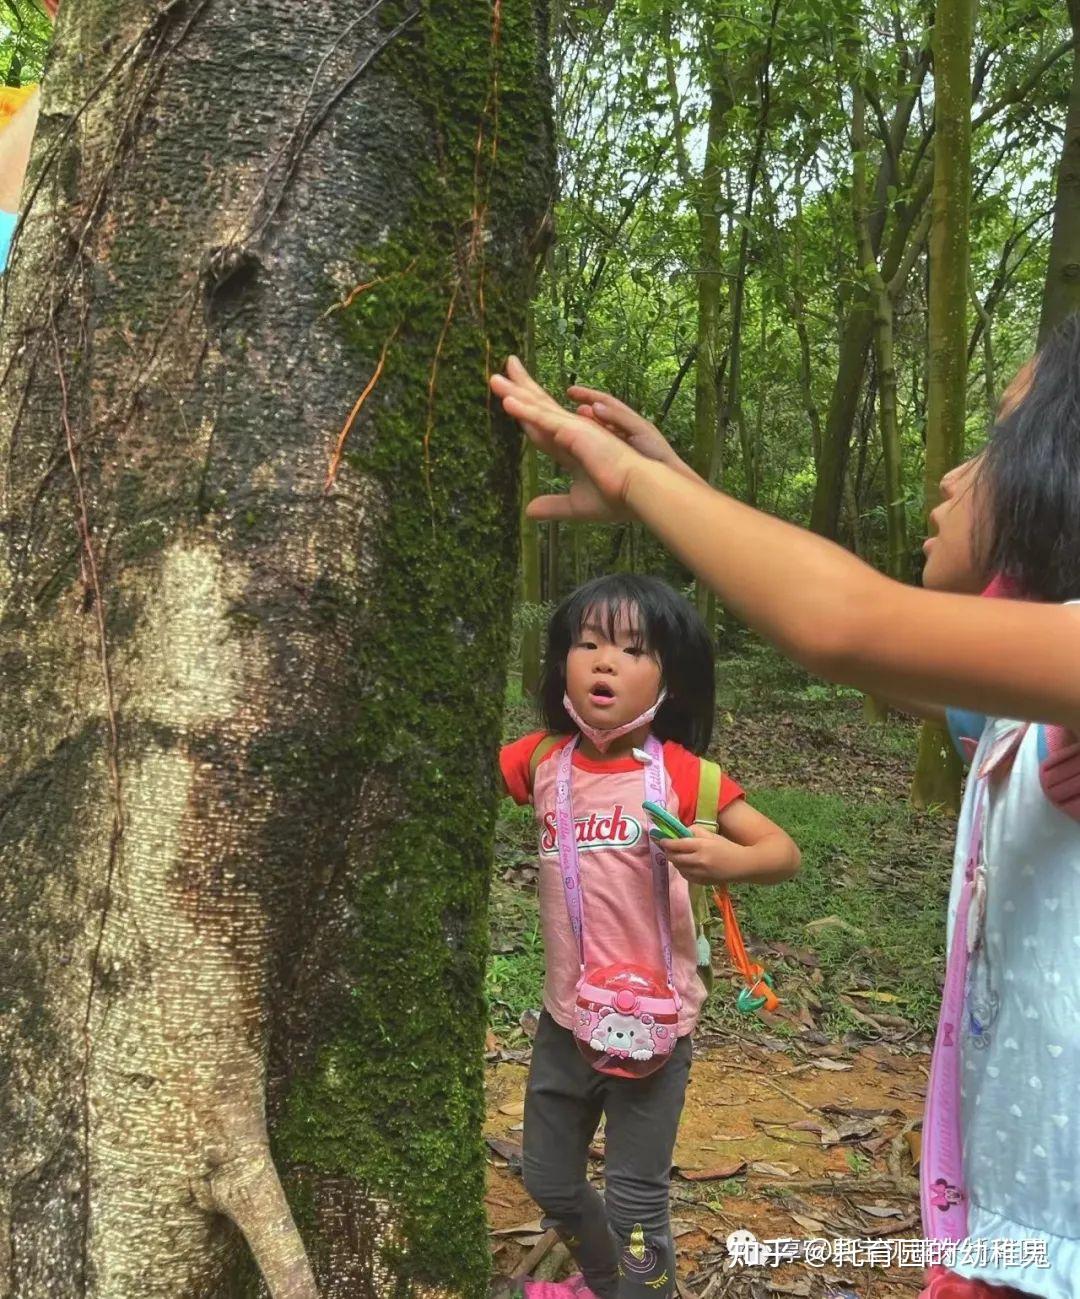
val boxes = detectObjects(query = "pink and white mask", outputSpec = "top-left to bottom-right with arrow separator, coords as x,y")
563,688 -> 667,753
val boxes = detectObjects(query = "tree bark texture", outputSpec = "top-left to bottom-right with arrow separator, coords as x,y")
0,2 -> 552,1297
911,0 -> 971,812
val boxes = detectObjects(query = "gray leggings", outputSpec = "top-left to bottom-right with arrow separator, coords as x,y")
522,1013 -> 692,1299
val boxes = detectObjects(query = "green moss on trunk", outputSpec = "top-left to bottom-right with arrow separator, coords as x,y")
272,3 -> 553,1294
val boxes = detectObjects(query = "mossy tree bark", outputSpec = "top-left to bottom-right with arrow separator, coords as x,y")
0,2 -> 552,1297
1038,0 -> 1080,344
911,0 -> 971,812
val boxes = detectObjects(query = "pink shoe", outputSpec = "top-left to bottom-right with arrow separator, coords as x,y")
523,1276 -> 601,1299
523,1282 -> 579,1299
566,1276 -> 602,1299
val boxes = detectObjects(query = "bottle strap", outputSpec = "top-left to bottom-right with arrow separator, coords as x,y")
920,777 -> 988,1241
554,734 -> 677,998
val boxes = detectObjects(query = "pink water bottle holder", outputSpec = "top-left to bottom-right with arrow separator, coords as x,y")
555,736 -> 681,1079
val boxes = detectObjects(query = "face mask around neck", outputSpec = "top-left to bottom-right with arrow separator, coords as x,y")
562,688 -> 667,753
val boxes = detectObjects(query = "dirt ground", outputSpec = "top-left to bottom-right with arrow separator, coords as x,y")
483,1029 -> 930,1298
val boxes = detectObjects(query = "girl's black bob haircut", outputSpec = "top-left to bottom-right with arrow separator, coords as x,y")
981,312 -> 1080,603
538,574 -> 715,754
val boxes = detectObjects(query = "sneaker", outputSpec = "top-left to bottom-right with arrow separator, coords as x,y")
523,1276 -> 602,1299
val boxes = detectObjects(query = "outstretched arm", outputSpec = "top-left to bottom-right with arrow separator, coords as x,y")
492,362 -> 1080,731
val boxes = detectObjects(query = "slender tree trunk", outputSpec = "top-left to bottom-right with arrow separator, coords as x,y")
911,0 -> 971,812
685,60 -> 729,622
722,0 -> 778,516
969,270 -> 997,420
853,80 -> 909,723
0,3 -> 552,1296
1039,0 -> 1080,343
808,300 -> 874,537
853,84 -> 909,588
808,41 -> 933,539
546,520 -> 560,603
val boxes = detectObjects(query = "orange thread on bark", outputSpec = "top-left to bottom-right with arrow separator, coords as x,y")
325,327 -> 398,493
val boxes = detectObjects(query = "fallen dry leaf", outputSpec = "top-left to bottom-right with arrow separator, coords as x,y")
810,1057 -> 853,1072
854,1203 -> 906,1219
788,1211 -> 826,1233
906,1128 -> 923,1169
498,1101 -> 526,1118
821,1103 -> 901,1120
492,1218 -> 545,1237
675,1160 -> 747,1182
820,1117 -> 878,1147
485,1137 -> 523,1170
750,1161 -> 798,1178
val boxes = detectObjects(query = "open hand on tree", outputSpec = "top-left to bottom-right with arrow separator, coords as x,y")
566,383 -> 700,484
490,357 -> 683,523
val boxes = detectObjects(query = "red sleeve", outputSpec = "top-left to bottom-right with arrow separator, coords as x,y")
663,742 -> 745,827
499,731 -> 549,805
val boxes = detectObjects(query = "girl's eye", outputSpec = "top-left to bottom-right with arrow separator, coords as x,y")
624,646 -> 644,657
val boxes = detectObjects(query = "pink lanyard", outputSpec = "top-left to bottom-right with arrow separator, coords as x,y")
554,734 -> 677,997
921,777 -> 988,1240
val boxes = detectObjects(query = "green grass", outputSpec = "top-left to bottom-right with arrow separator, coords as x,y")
701,785 -> 949,1035
485,873 -> 546,1037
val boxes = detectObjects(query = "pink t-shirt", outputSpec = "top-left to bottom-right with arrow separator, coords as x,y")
500,732 -> 744,1037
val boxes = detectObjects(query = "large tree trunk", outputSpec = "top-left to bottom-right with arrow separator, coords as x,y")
1038,0 -> 1080,343
911,0 -> 971,812
0,3 -> 553,1297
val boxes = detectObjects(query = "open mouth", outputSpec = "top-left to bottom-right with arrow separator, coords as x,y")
589,683 -> 616,705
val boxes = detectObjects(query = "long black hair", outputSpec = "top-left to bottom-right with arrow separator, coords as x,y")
980,313 -> 1080,602
538,574 -> 715,754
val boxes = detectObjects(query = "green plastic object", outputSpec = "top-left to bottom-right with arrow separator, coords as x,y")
736,973 -> 774,1014
642,800 -> 691,840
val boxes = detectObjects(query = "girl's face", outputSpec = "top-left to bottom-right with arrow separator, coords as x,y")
923,457 -> 986,594
564,604 -> 663,736
922,359 -> 1037,594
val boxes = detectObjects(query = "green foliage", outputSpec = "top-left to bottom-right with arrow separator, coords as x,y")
529,0 -> 1066,597
720,784 -> 950,1033
0,0 -> 51,86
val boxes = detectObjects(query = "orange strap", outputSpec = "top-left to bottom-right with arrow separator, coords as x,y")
712,884 -> 780,1012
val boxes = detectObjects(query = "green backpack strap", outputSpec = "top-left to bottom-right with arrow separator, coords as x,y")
694,758 -> 722,828
528,733 -> 564,791
691,757 -> 724,987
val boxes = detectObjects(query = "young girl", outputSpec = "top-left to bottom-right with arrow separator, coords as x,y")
492,318 -> 1080,1299
500,573 -> 799,1299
